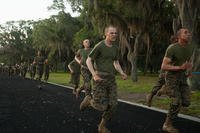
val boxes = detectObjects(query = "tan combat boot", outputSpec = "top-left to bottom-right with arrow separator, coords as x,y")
162,117 -> 179,133
80,95 -> 92,111
98,118 -> 111,133
76,87 -> 83,99
146,93 -> 154,107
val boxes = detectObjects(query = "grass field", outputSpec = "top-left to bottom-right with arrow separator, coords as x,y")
47,72 -> 200,118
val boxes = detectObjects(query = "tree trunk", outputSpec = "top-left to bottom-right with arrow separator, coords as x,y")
176,0 -> 200,90
130,32 -> 142,82
143,32 -> 150,75
189,49 -> 200,90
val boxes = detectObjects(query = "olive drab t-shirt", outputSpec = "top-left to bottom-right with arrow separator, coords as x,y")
164,42 -> 194,66
76,48 -> 92,66
34,56 -> 45,66
89,40 -> 119,75
68,60 -> 81,74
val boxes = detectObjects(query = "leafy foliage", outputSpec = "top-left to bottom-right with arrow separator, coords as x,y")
0,21 -> 34,64
31,11 -> 81,67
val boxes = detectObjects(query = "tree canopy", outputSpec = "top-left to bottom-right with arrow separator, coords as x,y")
0,0 -> 199,88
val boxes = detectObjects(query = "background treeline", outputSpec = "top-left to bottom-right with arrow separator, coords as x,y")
0,0 -> 199,89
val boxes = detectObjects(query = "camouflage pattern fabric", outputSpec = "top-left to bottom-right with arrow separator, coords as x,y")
35,56 -> 45,81
44,64 -> 50,81
90,72 -> 117,121
36,65 -> 44,80
71,73 -> 80,89
20,62 -> 28,78
151,72 -> 165,95
30,64 -> 36,79
8,65 -> 14,77
81,66 -> 92,96
165,71 -> 190,119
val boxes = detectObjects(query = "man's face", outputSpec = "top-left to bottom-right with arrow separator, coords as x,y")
106,27 -> 118,42
83,39 -> 90,48
180,29 -> 191,42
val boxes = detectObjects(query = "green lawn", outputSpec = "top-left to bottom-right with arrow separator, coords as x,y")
116,75 -> 158,93
48,72 -> 70,86
47,72 -> 200,118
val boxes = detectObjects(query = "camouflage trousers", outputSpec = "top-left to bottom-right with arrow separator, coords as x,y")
36,65 -> 44,81
44,72 -> 49,81
151,73 -> 165,95
91,72 -> 117,121
30,67 -> 36,79
21,69 -> 27,78
81,67 -> 92,95
8,68 -> 14,77
70,73 -> 80,89
165,72 -> 190,119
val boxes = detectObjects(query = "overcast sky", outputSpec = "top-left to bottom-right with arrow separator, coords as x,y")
0,0 -> 79,24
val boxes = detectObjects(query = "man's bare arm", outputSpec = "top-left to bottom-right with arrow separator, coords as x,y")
161,57 -> 186,71
86,57 -> 96,76
68,64 -> 73,73
113,60 -> 127,80
75,56 -> 81,64
86,57 -> 102,81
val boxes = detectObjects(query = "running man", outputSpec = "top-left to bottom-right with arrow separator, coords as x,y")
81,25 -> 127,133
160,28 -> 193,133
75,39 -> 92,98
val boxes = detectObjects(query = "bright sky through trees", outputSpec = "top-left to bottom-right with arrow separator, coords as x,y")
0,0 -> 79,24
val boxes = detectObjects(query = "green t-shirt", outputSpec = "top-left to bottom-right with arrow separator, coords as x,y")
164,42 -> 194,66
89,40 -> 119,74
34,56 -> 45,66
76,48 -> 92,66
68,60 -> 81,74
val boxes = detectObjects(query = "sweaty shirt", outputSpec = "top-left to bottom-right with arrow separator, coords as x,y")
165,43 -> 194,74
164,42 -> 194,66
89,40 -> 119,75
34,56 -> 45,66
76,48 -> 92,66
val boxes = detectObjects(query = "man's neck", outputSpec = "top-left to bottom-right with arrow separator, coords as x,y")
178,39 -> 188,47
105,39 -> 112,47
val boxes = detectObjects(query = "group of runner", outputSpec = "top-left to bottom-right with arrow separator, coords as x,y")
68,26 -> 194,133
0,62 -> 28,78
0,50 -> 50,83
68,25 -> 127,133
1,25 -> 193,133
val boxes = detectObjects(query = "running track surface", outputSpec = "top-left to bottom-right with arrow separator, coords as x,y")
0,73 -> 199,133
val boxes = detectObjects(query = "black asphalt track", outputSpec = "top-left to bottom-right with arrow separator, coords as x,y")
0,73 -> 199,133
